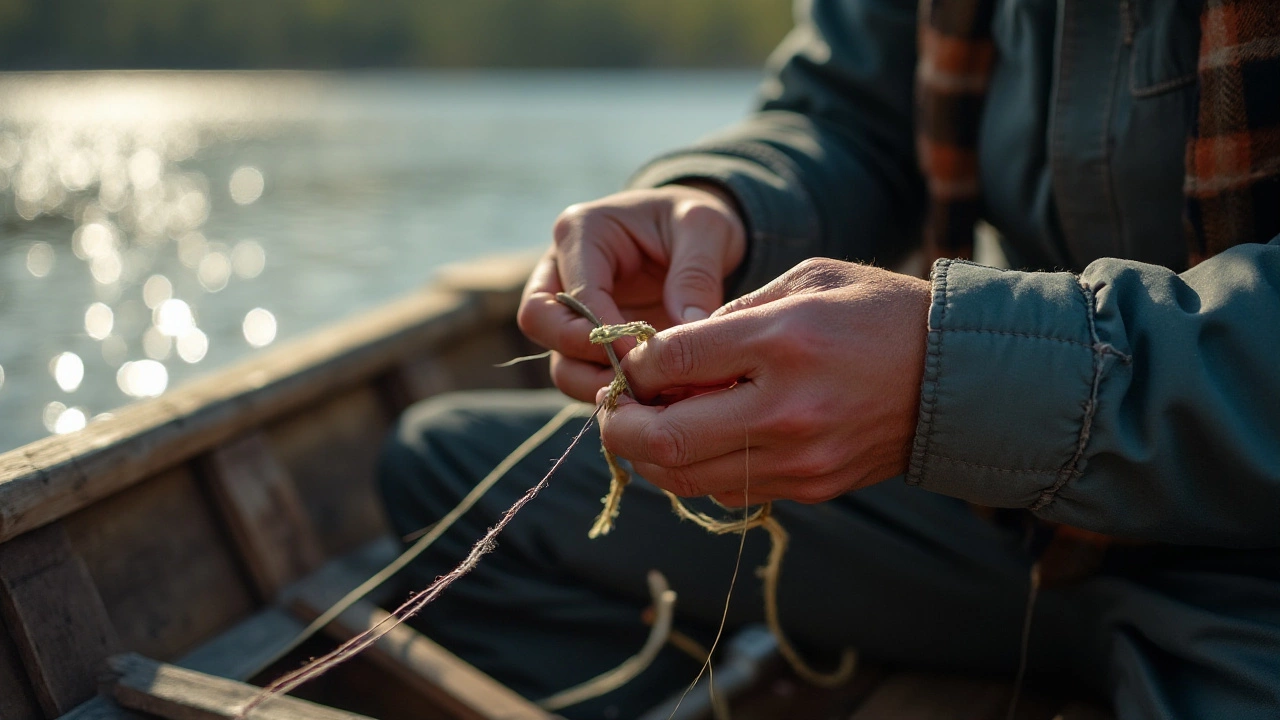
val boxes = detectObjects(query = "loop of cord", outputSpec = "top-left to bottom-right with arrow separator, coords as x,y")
559,292 -> 857,690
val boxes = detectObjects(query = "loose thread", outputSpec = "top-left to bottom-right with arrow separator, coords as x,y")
238,403 -> 601,718
538,569 -> 678,711
1007,561 -> 1041,720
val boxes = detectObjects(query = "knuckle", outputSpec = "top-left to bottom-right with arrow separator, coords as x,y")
655,333 -> 698,380
640,420 -> 692,468
674,201 -> 727,231
552,204 -> 590,244
674,263 -> 722,298
661,467 -> 701,498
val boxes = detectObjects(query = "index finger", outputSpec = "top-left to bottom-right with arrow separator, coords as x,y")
518,251 -> 610,363
621,311 -> 761,402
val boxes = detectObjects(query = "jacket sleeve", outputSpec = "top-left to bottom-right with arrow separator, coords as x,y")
907,236 -> 1280,548
628,0 -> 925,296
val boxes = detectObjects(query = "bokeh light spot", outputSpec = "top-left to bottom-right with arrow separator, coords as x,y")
50,352 -> 85,393
143,274 -> 173,309
176,328 -> 209,363
26,242 -> 55,277
85,302 -> 114,340
54,407 -> 87,434
197,251 -> 231,292
155,298 -> 196,336
229,166 -> 264,205
243,308 -> 277,348
231,240 -> 266,279
43,401 -> 67,432
143,326 -> 173,360
117,360 -> 168,398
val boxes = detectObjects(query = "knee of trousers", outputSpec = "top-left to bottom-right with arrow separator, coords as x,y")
375,391 -> 480,535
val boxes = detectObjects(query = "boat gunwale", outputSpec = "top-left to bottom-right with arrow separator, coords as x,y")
0,252 -> 538,546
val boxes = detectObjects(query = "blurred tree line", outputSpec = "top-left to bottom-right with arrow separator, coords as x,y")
0,0 -> 794,69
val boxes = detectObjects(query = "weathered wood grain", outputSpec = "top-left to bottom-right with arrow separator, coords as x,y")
281,537 -> 552,720
59,696 -> 148,720
0,523 -> 120,716
202,433 -> 325,601
63,467 -> 256,662
109,653 -> 373,720
0,280 -> 510,545
267,387 -> 390,557
176,606 -> 305,682
0,616 -> 43,720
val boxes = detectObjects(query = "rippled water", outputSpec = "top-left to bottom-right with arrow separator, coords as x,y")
0,70 -> 758,453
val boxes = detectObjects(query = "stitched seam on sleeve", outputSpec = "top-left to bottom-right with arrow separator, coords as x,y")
927,453 -> 1060,475
906,259 -> 950,486
941,328 -> 1098,350
1030,281 -> 1129,510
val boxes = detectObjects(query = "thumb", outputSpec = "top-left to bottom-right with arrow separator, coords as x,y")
663,210 -> 734,324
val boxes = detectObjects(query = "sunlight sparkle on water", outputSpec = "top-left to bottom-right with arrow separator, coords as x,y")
85,302 -> 114,339
243,308 -> 276,348
117,360 -> 168,398
176,328 -> 209,363
43,401 -> 66,431
231,240 -> 265,278
74,222 -> 117,260
143,274 -> 173,308
54,407 -> 86,434
155,298 -> 195,336
229,166 -> 264,205
26,242 -> 54,277
198,251 -> 231,292
142,326 -> 173,360
50,352 -> 85,392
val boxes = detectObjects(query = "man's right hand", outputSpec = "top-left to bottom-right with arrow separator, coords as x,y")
517,183 -> 746,402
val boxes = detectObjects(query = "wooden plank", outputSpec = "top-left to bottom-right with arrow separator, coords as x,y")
0,523 -> 120,716
59,696 -> 147,720
108,653 -> 373,720
268,387 -> 392,557
434,250 -> 542,322
176,606 -> 305,682
0,614 -> 44,720
63,467 -> 257,662
202,433 -> 325,601
178,539 -> 397,684
847,673 -> 1058,720
282,540 -> 552,720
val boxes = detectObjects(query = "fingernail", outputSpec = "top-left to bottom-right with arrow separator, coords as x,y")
595,386 -> 610,405
682,306 -> 709,322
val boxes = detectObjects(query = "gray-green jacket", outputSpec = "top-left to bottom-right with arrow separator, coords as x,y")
630,0 -> 1280,548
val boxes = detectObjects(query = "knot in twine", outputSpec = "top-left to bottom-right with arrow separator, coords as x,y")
556,292 -> 856,689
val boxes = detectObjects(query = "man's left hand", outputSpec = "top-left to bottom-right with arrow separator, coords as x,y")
597,258 -> 931,506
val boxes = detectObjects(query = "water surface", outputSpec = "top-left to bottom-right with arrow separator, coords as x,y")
0,70 -> 759,452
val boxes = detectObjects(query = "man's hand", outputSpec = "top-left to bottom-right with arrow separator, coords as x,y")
598,258 -> 931,505
518,184 -> 746,401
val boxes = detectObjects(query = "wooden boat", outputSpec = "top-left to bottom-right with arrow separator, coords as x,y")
0,253 -> 1112,720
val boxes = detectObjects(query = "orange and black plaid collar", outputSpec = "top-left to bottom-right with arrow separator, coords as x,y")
916,0 -> 1280,268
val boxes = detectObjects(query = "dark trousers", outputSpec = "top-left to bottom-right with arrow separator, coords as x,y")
377,389 -> 1280,720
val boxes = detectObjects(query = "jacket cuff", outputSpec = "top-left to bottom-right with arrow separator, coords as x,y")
907,259 -> 1114,509
627,149 -> 821,297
